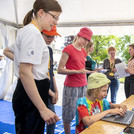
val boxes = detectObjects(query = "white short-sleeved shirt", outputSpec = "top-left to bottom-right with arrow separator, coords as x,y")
9,43 -> 15,53
14,24 -> 49,80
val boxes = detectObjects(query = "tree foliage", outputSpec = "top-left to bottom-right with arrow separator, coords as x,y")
91,35 -> 131,65
63,35 -> 131,65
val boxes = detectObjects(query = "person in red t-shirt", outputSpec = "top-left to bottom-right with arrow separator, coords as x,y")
58,27 -> 95,134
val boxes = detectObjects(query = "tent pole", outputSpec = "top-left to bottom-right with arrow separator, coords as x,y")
13,0 -> 19,29
0,19 -> 18,28
58,20 -> 134,27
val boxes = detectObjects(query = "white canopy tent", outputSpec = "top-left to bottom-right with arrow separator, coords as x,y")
0,0 -> 134,100
0,0 -> 134,36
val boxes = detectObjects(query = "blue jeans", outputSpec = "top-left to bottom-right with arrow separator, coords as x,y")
46,99 -> 55,134
107,78 -> 119,103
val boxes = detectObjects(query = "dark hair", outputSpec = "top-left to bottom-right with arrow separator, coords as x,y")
23,0 -> 62,26
129,44 -> 134,61
129,44 -> 134,49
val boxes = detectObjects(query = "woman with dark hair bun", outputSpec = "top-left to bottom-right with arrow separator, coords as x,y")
124,44 -> 134,98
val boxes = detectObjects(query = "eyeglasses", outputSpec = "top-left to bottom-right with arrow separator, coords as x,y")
45,11 -> 59,21
41,32 -> 55,39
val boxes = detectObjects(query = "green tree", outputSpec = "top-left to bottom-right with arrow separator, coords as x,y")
91,35 -> 130,66
62,35 -> 131,65
117,35 -> 131,63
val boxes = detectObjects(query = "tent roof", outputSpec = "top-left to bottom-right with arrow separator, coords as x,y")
58,0 -> 134,27
1,0 -> 134,35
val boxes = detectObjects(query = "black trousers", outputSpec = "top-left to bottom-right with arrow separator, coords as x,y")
124,75 -> 134,98
12,79 -> 50,134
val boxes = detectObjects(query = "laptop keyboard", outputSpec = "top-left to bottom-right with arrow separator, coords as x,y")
114,113 -> 130,122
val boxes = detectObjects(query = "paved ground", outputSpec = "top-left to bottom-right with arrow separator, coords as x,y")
55,73 -> 126,106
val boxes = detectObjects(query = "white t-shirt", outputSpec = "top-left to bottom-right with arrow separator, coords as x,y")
9,43 -> 15,53
14,24 -> 49,80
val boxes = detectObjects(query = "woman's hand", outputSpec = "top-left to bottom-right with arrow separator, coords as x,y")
96,68 -> 103,71
125,68 -> 130,74
40,108 -> 60,125
51,91 -> 58,104
113,68 -> 117,73
49,90 -> 58,104
76,68 -> 86,74
85,69 -> 96,74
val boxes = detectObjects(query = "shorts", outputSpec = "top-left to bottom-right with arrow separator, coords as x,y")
62,86 -> 87,123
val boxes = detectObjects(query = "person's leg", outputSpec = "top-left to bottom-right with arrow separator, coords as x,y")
124,77 -> 130,98
110,79 -> 119,103
46,100 -> 55,134
63,122 -> 71,134
62,86 -> 79,134
78,86 -> 87,98
15,108 -> 45,134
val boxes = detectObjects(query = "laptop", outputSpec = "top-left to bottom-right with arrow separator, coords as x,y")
101,111 -> 134,125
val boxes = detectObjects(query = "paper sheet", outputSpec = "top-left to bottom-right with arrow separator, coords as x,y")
115,62 -> 130,78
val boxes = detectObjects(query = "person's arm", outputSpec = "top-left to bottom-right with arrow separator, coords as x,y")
85,69 -> 96,74
125,68 -> 134,74
82,107 -> 125,127
95,68 -> 103,71
48,76 -> 58,104
52,76 -> 58,103
110,103 -> 127,113
19,63 -> 60,125
125,68 -> 130,73
3,47 -> 14,61
58,52 -> 86,75
125,61 -> 134,75
48,89 -> 55,102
